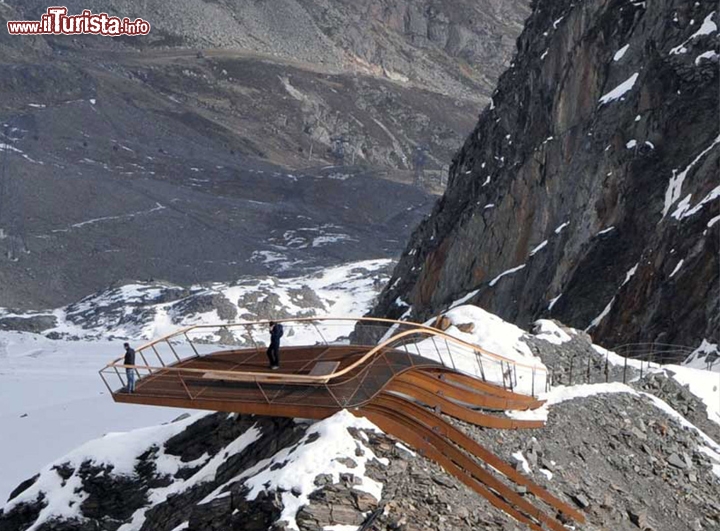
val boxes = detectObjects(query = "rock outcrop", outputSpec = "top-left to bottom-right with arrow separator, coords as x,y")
0,260 -> 392,340
371,0 -> 719,352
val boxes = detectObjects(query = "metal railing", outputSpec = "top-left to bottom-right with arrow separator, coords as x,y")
99,317 -> 549,405
547,343 -> 702,386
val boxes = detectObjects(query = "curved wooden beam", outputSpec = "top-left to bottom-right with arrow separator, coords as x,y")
426,369 -> 546,403
396,370 -> 544,411
359,407 -> 547,531
369,394 -> 585,524
385,379 -> 545,429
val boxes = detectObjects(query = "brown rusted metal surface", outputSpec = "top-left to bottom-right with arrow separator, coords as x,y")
396,370 -> 543,411
358,408 -> 546,531
385,379 -> 545,430
368,394 -> 585,524
426,369 -> 545,405
359,401 -> 571,531
114,391 -> 336,419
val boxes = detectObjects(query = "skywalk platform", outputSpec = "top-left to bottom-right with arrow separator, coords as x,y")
100,317 -> 582,531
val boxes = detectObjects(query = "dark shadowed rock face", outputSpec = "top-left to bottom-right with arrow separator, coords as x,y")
371,0 -> 719,351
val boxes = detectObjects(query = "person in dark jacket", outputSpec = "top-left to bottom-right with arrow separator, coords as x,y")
266,322 -> 284,369
123,342 -> 137,393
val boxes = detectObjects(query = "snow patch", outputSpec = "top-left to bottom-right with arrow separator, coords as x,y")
4,413 -> 210,530
489,264 -> 526,287
663,135 -> 720,217
670,11 -> 717,55
415,306 -> 546,396
533,320 -> 571,345
672,184 -> 720,220
613,44 -> 630,61
599,73 -> 639,105
586,263 -> 638,331
529,240 -> 548,256
450,289 -> 480,309
554,222 -> 569,234
669,259 -> 684,278
658,365 -> 720,427
684,340 -> 720,372
512,451 -> 531,474
222,411 -> 385,530
695,50 -> 718,64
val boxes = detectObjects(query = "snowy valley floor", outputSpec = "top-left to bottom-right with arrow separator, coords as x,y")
0,332 -> 190,502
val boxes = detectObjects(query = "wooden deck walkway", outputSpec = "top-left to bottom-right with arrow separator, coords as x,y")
114,345 -> 443,417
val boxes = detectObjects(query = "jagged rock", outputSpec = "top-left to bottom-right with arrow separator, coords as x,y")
171,293 -> 237,323
6,475 -> 39,503
171,413 -> 192,423
371,0 -> 719,350
313,474 -> 333,487
351,490 -> 378,512
0,315 -> 57,333
628,508 -> 652,530
572,494 -> 590,509
667,453 -> 690,470
434,316 -> 452,331
431,475 -> 455,489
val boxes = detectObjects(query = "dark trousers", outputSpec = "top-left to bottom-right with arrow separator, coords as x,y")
267,340 -> 280,367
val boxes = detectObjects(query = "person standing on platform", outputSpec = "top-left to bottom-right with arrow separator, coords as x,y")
123,342 -> 137,393
267,321 -> 284,369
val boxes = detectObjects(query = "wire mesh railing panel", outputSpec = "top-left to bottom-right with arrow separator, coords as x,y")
102,317 -> 553,401
544,343 -> 705,387
378,332 -> 546,397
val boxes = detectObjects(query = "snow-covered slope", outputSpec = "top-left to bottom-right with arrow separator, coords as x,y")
0,259 -> 392,340
3,410 -> 386,531
415,305 -> 548,395
683,339 -> 720,372
0,332 -> 191,504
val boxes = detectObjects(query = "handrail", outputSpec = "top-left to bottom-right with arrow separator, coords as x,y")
110,362 -> 344,384
123,316 -> 547,373
103,318 -> 547,391
326,327 -> 543,381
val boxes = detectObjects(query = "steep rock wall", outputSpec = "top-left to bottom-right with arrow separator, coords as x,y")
372,0 -> 719,351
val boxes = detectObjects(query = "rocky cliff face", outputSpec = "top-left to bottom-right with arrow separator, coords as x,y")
3,0 -> 531,175
371,0 -> 719,352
